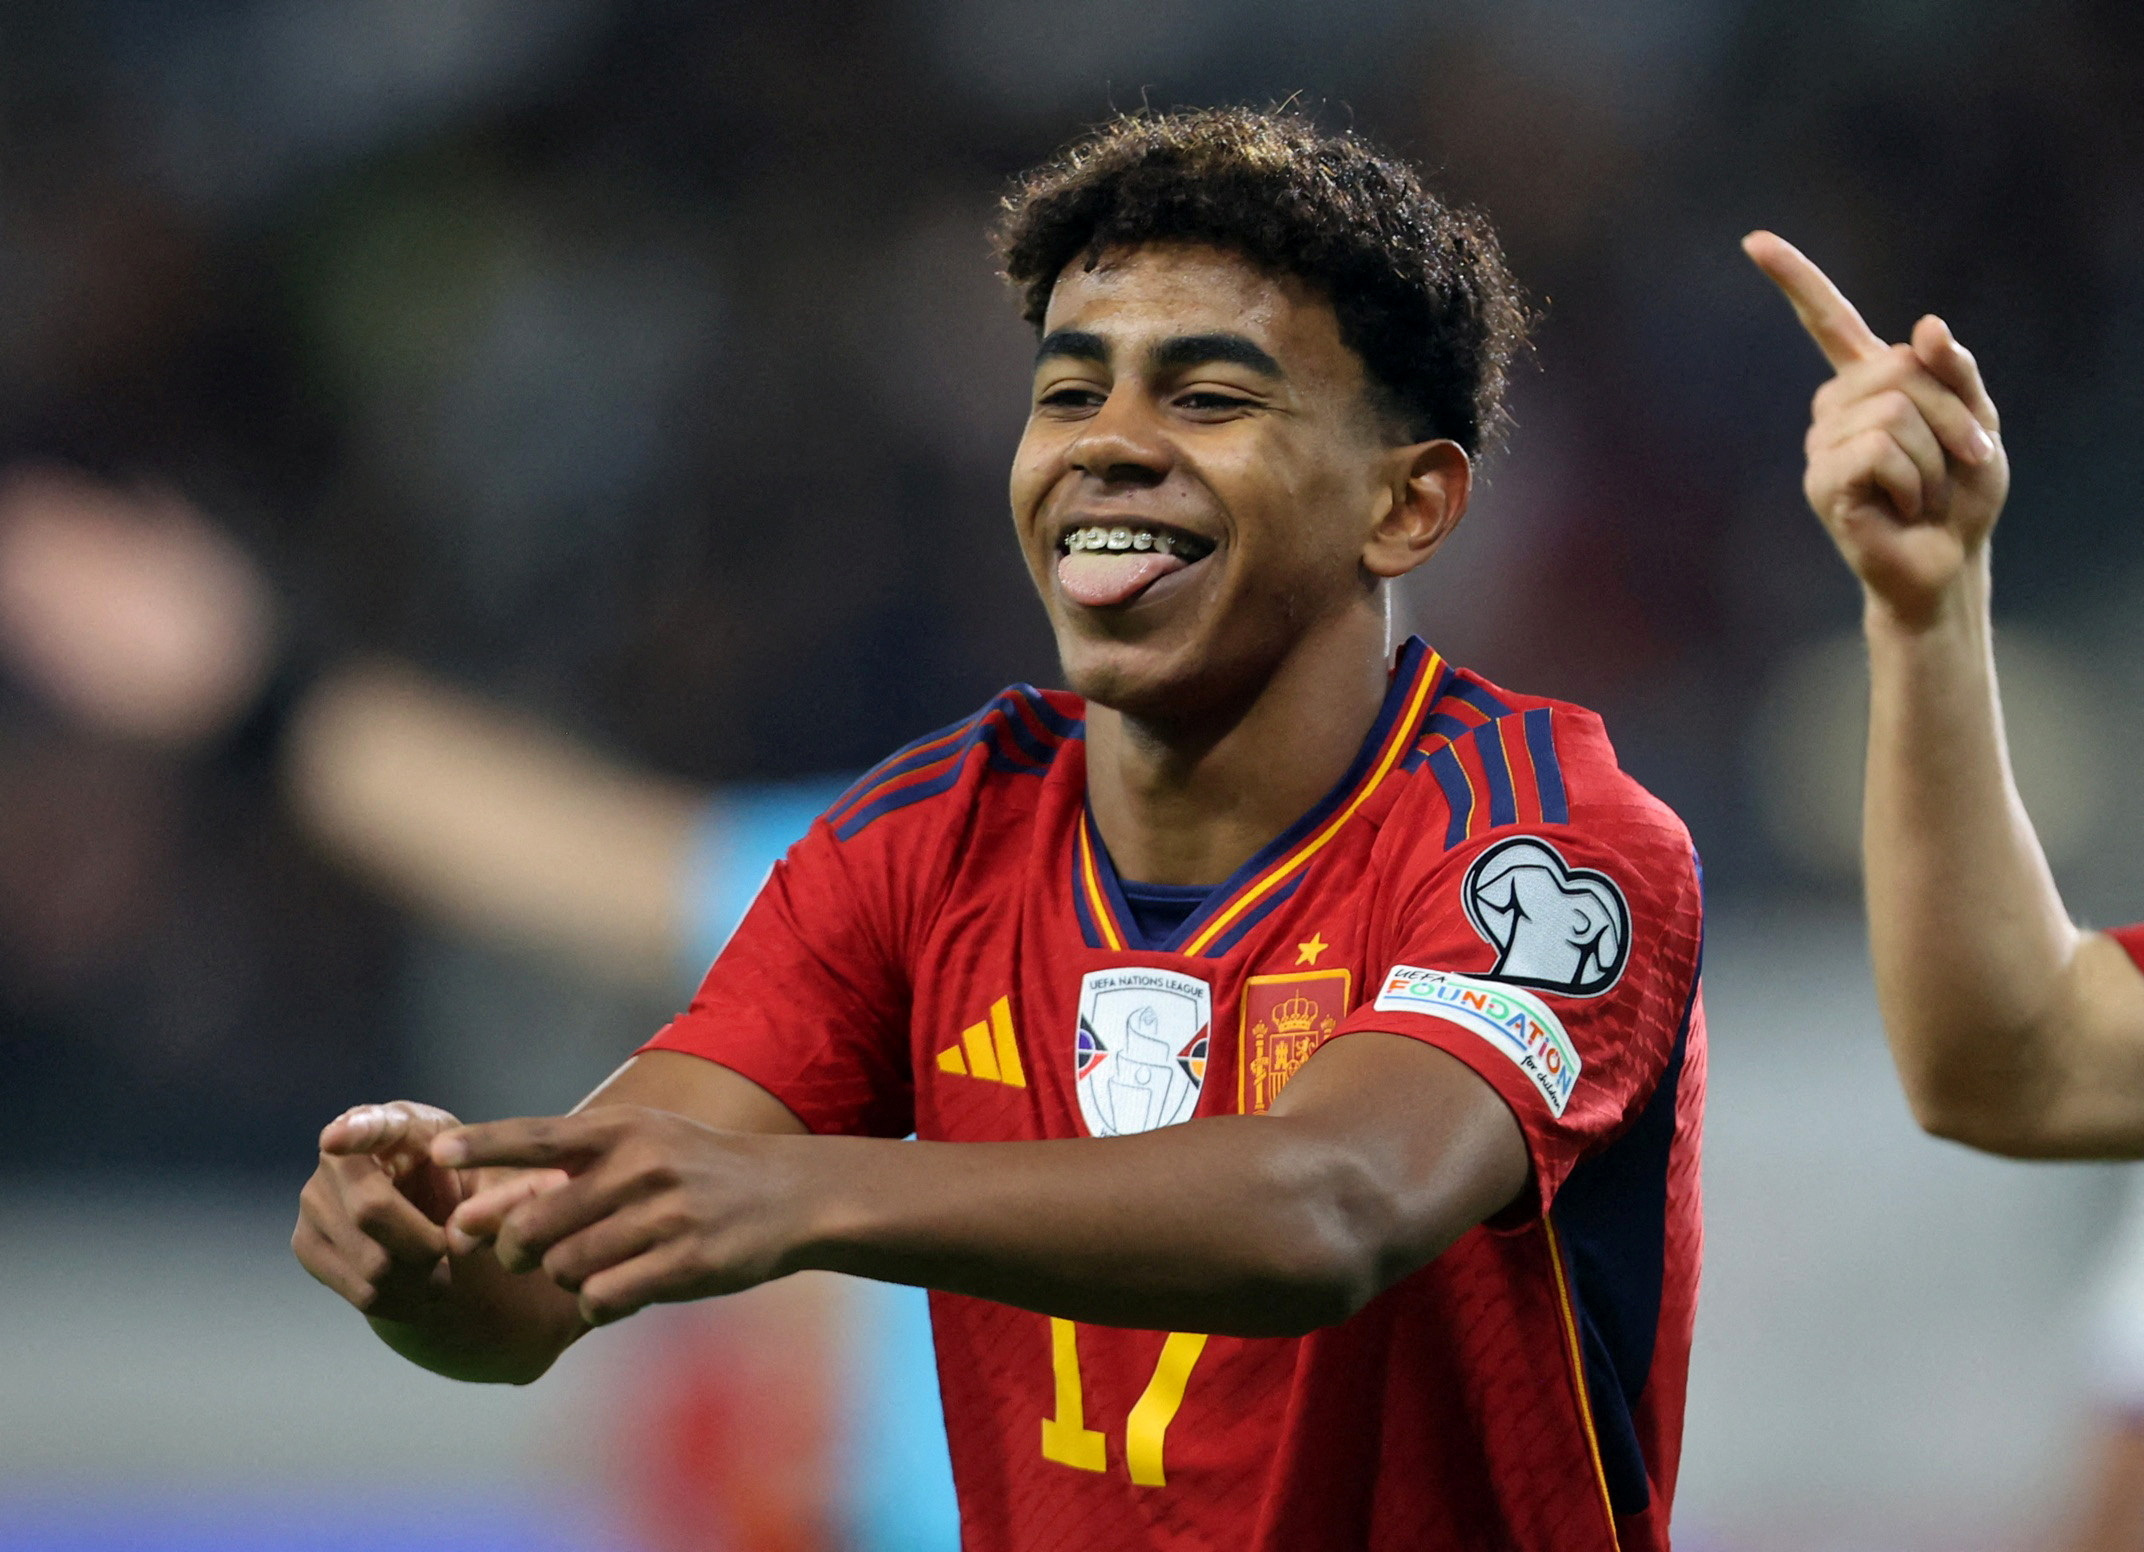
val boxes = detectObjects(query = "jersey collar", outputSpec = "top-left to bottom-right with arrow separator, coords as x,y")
1071,637 -> 1448,958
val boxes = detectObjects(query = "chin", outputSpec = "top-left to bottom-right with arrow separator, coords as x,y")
1055,627 -> 1246,727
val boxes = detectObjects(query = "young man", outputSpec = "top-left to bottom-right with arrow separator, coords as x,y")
297,110 -> 1706,1551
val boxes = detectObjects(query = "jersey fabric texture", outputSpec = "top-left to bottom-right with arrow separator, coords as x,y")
647,638 -> 1707,1552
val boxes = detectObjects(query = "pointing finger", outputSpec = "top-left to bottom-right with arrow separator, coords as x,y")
433,1112 -> 621,1171
1743,230 -> 1887,371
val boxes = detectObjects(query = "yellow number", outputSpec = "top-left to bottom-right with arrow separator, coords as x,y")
1041,1320 -> 1209,1487
1125,1332 -> 1208,1487
1040,1317 -> 1106,1472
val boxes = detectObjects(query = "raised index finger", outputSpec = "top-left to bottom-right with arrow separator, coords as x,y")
433,1112 -> 621,1171
1743,230 -> 1887,371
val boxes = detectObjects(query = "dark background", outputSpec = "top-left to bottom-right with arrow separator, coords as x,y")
4,0 -> 2142,1171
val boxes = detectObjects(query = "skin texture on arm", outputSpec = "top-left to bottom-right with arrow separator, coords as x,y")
292,1053 -> 806,1383
437,1033 -> 1529,1339
1746,231 -> 2144,1156
284,663 -> 701,989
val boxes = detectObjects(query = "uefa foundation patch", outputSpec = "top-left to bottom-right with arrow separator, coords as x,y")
1372,966 -> 1581,1116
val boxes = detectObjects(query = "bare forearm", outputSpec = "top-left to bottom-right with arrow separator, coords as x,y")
444,1040 -> 1526,1335
1861,561 -> 2079,1138
794,1108 -> 1505,1338
283,662 -> 700,989
795,1120 -> 1383,1335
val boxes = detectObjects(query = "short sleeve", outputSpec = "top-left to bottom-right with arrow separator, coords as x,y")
677,775 -> 859,985
645,809 -> 918,1139
1335,823 -> 1702,1214
2108,923 -> 2144,974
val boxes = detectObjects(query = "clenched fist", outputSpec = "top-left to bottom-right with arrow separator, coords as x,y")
1744,230 -> 2009,628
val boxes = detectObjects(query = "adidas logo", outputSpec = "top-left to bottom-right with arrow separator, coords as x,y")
936,996 -> 1027,1087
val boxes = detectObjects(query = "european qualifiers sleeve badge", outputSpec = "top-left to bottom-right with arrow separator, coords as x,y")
1073,968 -> 1212,1137
1460,835 -> 1631,997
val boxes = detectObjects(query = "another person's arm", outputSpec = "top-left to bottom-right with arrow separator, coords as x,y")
1746,231 -> 2144,1156
284,664 -> 701,987
0,467 -> 726,989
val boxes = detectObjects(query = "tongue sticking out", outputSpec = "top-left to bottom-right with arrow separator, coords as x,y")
1057,549 -> 1189,608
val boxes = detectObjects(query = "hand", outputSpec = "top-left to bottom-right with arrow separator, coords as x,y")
1743,231 -> 2009,628
435,1106 -> 808,1327
292,1100 -> 567,1324
0,466 -> 276,743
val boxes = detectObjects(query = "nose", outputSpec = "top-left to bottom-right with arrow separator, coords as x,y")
1066,385 -> 1171,488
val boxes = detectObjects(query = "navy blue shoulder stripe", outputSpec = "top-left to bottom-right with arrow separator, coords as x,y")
1012,686 -> 1083,740
828,689 -> 1072,841
1426,743 -> 1474,848
1522,707 -> 1569,824
1472,721 -> 1518,828
825,709 -> 987,826
1447,678 -> 1514,719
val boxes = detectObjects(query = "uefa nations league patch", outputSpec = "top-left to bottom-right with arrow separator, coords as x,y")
1372,967 -> 1581,1116
1073,967 -> 1212,1137
1461,836 -> 1630,998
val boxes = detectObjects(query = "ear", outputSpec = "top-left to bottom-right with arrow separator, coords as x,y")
1362,440 -> 1471,581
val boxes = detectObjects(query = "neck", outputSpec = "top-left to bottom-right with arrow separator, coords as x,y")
1083,606 -> 1394,887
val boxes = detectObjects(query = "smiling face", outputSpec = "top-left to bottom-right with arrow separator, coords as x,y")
1011,242 -> 1456,726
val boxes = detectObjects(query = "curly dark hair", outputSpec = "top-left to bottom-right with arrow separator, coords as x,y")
995,107 -> 1529,454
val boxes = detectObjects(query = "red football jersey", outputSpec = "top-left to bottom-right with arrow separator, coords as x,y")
645,638 -> 1706,1552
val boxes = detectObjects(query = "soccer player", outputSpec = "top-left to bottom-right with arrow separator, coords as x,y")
297,109 -> 1707,1551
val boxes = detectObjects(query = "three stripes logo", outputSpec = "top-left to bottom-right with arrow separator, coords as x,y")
935,996 -> 1027,1087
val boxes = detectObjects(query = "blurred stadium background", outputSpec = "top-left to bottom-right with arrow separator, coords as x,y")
4,1 -> 2144,1548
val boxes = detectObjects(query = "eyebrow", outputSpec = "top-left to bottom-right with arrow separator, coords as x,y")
1034,328 -> 1285,380
1035,329 -> 1108,366
1150,332 -> 1284,379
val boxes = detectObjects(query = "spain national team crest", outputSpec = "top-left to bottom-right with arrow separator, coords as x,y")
1239,969 -> 1352,1114
1073,968 -> 1212,1137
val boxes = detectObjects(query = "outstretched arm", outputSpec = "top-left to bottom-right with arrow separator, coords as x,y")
284,663 -> 701,988
0,469 -> 701,989
435,1032 -> 1528,1339
1746,231 -> 2144,1156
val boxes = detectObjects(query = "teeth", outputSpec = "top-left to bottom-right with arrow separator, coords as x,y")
1062,524 -> 1211,560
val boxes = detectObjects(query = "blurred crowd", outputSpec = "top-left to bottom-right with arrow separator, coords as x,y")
4,0 -> 2144,1175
